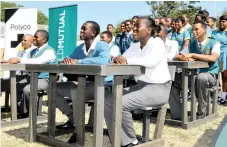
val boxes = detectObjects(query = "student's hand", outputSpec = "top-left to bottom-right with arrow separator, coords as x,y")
183,53 -> 194,58
113,56 -> 127,65
63,58 -> 76,64
8,58 -> 20,64
187,57 -> 195,61
1,60 -> 7,63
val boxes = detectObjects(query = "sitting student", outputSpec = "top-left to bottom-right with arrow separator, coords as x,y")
101,31 -> 120,58
54,21 -> 110,143
211,15 -> 227,104
6,30 -> 57,118
182,14 -> 192,33
207,17 -> 217,31
165,17 -> 173,33
194,12 -> 212,38
171,17 -> 190,52
104,16 -> 171,147
169,20 -> 220,120
157,25 -> 178,61
159,17 -> 166,25
106,24 -> 116,43
1,34 -> 34,94
132,16 -> 139,27
167,18 -> 176,39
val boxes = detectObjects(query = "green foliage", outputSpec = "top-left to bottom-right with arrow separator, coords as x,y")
146,1 -> 202,24
1,1 -> 17,21
1,1 -> 48,25
222,8 -> 227,15
37,11 -> 48,25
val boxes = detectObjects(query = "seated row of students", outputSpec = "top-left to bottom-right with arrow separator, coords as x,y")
1,15 -> 225,146
1,30 -> 57,118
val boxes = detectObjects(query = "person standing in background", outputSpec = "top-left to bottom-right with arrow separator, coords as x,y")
207,17 -> 217,31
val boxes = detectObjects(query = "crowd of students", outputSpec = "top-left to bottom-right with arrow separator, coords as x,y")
1,9 -> 227,147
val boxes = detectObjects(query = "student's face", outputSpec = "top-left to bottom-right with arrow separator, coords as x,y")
195,15 -> 202,21
33,32 -> 46,47
100,33 -> 111,44
206,18 -> 214,28
171,21 -> 176,31
160,18 -> 166,25
80,22 -> 95,40
125,21 -> 133,32
166,18 -> 172,27
219,19 -> 227,31
21,35 -> 33,49
154,19 -> 160,25
192,23 -> 206,40
132,18 -> 138,27
182,15 -> 189,23
175,21 -> 183,30
107,25 -> 114,33
120,23 -> 126,33
133,19 -> 151,41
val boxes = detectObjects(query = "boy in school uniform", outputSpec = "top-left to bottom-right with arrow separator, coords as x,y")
169,20 -> 220,120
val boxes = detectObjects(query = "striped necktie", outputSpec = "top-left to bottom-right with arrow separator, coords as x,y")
199,43 -> 203,51
30,48 -> 39,58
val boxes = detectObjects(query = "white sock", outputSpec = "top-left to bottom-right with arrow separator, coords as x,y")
221,92 -> 227,100
132,139 -> 138,145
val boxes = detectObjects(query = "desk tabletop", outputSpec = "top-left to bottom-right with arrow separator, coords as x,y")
0,64 -> 145,76
168,61 -> 209,69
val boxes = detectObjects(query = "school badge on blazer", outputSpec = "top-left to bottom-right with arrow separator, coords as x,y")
206,49 -> 211,55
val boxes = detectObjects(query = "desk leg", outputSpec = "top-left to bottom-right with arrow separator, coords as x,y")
10,71 -> 17,121
93,76 -> 104,147
48,73 -> 57,137
112,76 -> 123,147
28,72 -> 38,142
182,69 -> 188,125
190,69 -> 196,121
73,76 -> 86,146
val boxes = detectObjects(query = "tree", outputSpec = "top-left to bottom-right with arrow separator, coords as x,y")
222,8 -> 227,15
37,11 -> 48,25
1,1 -> 48,25
146,1 -> 202,22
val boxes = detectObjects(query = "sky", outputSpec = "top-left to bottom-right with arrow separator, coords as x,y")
14,1 -> 227,34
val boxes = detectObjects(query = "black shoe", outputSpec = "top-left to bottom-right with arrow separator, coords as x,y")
220,99 -> 226,105
68,133 -> 77,143
121,143 -> 139,147
56,121 -> 74,130
17,113 -> 29,119
196,112 -> 206,119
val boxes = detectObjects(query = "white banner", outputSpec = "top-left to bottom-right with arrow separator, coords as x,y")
4,8 -> 37,60
3,8 -> 37,78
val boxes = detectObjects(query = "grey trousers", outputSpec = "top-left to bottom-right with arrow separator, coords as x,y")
17,78 -> 49,114
169,72 -> 217,119
104,81 -> 171,146
55,81 -> 95,123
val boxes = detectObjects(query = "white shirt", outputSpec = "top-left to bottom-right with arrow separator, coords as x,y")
109,43 -> 120,58
184,23 -> 192,30
82,35 -> 100,56
20,43 -> 56,64
167,32 -> 172,39
197,37 -> 220,56
19,46 -> 36,60
164,39 -> 179,61
123,37 -> 171,84
111,36 -> 116,44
